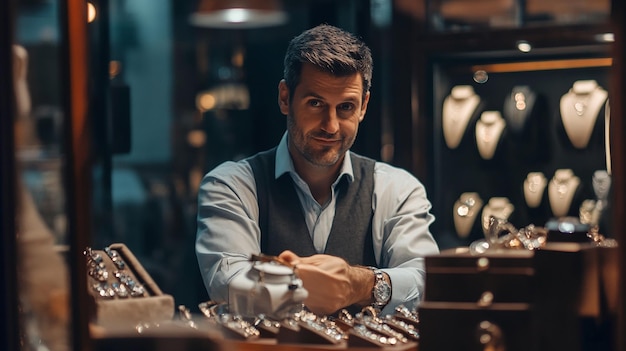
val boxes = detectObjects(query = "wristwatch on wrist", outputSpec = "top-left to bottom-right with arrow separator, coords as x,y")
370,268 -> 391,309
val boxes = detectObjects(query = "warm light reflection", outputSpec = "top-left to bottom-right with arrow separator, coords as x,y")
187,130 -> 207,147
517,40 -> 532,53
232,49 -> 245,68
473,70 -> 488,84
196,93 -> 217,111
109,61 -> 121,79
196,84 -> 250,111
87,2 -> 97,23
472,58 -> 612,73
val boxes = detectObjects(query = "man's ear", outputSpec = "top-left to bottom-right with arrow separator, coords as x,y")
278,80 -> 290,115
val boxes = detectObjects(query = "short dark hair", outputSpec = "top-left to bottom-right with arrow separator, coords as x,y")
283,24 -> 373,100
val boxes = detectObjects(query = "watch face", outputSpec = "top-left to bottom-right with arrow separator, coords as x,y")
374,280 -> 391,303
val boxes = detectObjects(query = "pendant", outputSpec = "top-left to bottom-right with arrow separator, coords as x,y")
514,92 -> 526,111
574,101 -> 586,116
556,183 -> 568,198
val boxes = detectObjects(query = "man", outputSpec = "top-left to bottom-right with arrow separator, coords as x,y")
195,24 -> 439,316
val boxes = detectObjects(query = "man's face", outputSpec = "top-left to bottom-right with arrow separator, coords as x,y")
278,63 -> 370,168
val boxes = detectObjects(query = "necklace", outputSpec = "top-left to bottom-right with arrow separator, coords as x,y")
481,197 -> 514,235
503,86 -> 535,134
514,92 -> 527,111
457,196 -> 477,217
524,172 -> 546,208
527,174 -> 545,192
555,179 -> 568,198
447,98 -> 465,121
573,93 -> 593,116
548,169 -> 580,217
453,192 -> 483,238
552,169 -> 575,199
560,81 -> 608,149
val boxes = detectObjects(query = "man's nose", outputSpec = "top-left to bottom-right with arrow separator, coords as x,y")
320,109 -> 340,134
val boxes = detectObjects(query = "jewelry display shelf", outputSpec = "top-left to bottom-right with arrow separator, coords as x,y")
85,243 -> 175,325
430,59 -> 613,251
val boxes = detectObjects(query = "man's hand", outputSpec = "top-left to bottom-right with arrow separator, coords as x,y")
278,250 -> 373,315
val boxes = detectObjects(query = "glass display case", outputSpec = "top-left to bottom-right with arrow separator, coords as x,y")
430,54 -> 613,249
391,0 -> 626,350
394,0 -> 620,246
2,0 -> 86,350
2,0 -> 626,350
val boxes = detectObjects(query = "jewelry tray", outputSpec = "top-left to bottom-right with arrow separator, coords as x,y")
86,243 -> 175,325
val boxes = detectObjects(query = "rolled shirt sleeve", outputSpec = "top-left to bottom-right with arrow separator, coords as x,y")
372,164 -> 439,315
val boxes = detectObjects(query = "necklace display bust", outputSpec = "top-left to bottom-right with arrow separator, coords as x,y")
559,80 -> 608,149
442,85 -> 481,149
548,168 -> 580,218
523,172 -> 547,208
452,192 -> 483,238
475,111 -> 506,160
503,85 -> 536,134
580,170 -> 612,230
592,170 -> 611,201
481,197 -> 514,236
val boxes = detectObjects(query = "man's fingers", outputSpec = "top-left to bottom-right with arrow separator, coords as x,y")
278,250 -> 301,266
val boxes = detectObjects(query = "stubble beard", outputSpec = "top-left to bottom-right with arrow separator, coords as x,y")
287,114 -> 354,168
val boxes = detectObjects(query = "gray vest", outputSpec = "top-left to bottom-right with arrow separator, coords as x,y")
248,147 -> 376,266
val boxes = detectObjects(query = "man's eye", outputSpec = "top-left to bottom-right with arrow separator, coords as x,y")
338,103 -> 355,111
308,100 -> 322,107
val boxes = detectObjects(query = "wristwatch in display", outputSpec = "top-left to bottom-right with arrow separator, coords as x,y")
370,268 -> 391,309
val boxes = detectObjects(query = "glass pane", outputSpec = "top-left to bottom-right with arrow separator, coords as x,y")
14,0 -> 71,350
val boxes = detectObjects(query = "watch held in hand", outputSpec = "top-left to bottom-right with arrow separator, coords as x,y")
370,268 -> 391,309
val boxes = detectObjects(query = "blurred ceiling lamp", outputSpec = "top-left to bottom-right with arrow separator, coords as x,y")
189,0 -> 288,29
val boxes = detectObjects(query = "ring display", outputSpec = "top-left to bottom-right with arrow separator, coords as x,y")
84,243 -> 175,326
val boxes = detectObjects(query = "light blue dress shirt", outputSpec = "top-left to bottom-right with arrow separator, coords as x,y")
196,132 -> 440,315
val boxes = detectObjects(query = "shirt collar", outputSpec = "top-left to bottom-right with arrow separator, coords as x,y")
275,132 -> 354,184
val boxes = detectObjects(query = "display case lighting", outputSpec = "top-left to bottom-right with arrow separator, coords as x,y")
87,2 -> 97,23
516,40 -> 532,53
595,33 -> 614,43
190,0 -> 288,29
